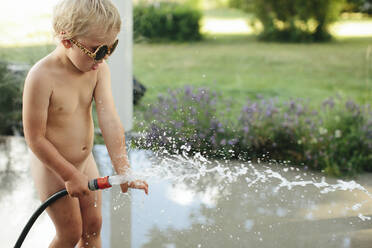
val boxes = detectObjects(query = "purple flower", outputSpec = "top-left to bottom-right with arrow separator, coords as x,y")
322,98 -> 335,109
152,108 -> 159,114
210,136 -> 216,145
175,122 -> 183,129
184,86 -> 192,96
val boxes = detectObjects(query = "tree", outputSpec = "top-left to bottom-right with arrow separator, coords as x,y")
233,0 -> 345,42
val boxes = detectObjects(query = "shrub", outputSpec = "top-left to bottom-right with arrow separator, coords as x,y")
0,61 -> 24,135
305,99 -> 372,175
136,86 -> 372,177
228,0 -> 253,12
344,0 -> 372,14
234,0 -> 344,42
133,2 -> 203,42
137,86 -> 237,157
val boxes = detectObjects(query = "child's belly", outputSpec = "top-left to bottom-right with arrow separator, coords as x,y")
45,111 -> 95,166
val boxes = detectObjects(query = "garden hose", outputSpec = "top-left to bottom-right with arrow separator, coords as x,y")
14,176 -> 113,248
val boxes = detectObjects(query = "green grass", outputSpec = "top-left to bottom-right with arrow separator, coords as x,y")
0,44 -> 55,65
1,34 -> 371,127
133,34 -> 372,117
203,7 -> 251,19
1,8 -> 371,126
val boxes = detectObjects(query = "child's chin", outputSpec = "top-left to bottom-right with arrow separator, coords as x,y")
80,65 -> 94,73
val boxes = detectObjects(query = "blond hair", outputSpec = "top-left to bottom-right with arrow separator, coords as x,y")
53,0 -> 121,40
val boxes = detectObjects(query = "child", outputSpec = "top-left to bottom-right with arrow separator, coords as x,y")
22,0 -> 148,247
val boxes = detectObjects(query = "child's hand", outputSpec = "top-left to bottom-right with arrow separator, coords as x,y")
65,171 -> 90,198
120,180 -> 149,195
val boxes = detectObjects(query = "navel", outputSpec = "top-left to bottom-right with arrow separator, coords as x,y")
82,146 -> 87,151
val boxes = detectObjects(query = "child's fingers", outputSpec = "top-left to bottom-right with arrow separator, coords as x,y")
120,183 -> 129,193
144,182 -> 149,194
141,182 -> 149,195
129,180 -> 149,195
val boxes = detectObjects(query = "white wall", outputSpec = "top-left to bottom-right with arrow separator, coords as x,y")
109,0 -> 133,131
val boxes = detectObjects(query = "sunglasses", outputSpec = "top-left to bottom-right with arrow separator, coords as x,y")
69,38 -> 119,61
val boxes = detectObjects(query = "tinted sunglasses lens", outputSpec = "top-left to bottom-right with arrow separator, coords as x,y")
95,46 -> 108,60
110,40 -> 118,54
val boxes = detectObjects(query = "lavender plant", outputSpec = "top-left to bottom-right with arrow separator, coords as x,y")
136,86 -> 372,176
237,98 -> 313,163
304,98 -> 372,176
138,86 -> 236,157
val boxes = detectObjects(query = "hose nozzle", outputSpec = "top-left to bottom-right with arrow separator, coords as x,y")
88,176 -> 112,191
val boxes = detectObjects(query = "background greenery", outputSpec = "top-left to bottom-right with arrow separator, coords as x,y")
0,8 -> 371,127
133,35 -> 371,118
0,3 -> 371,176
134,2 -> 203,41
137,87 -> 372,177
0,62 -> 24,135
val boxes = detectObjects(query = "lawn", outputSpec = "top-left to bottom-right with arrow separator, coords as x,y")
132,9 -> 371,122
1,7 -> 371,125
133,35 -> 371,110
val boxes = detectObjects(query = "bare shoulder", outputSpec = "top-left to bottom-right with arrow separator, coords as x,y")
97,60 -> 111,82
23,56 -> 61,107
24,55 -> 57,93
94,61 -> 112,98
94,60 -> 116,113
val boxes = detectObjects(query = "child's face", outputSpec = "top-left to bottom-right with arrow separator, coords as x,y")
67,30 -> 119,72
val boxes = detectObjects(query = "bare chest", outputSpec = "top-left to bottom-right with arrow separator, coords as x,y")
49,75 -> 97,115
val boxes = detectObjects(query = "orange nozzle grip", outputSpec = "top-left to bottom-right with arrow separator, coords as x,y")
97,176 -> 112,189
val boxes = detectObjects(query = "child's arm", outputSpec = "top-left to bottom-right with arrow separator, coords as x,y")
23,68 -> 90,197
94,62 -> 148,195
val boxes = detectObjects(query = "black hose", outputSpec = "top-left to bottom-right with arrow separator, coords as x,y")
14,189 -> 68,248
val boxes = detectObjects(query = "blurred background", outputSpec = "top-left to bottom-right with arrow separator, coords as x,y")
1,0 -> 371,176
1,1 -> 372,247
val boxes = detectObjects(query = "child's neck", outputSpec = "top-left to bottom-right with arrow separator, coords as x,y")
54,45 -> 84,75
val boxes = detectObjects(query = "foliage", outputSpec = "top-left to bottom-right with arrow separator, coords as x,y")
228,0 -> 253,12
232,0 -> 345,42
134,0 -> 203,9
0,61 -> 24,135
137,86 -> 236,157
135,86 -> 372,177
344,0 -> 372,14
133,1 -> 203,42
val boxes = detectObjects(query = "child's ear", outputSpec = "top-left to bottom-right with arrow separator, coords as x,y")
61,40 -> 72,48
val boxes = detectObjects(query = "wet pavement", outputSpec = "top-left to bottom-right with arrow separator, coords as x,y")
1,136 -> 372,248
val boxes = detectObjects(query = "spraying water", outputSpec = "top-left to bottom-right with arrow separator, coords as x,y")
104,145 -> 371,248
93,144 -> 372,223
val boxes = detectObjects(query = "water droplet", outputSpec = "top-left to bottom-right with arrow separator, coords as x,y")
94,191 -> 98,208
